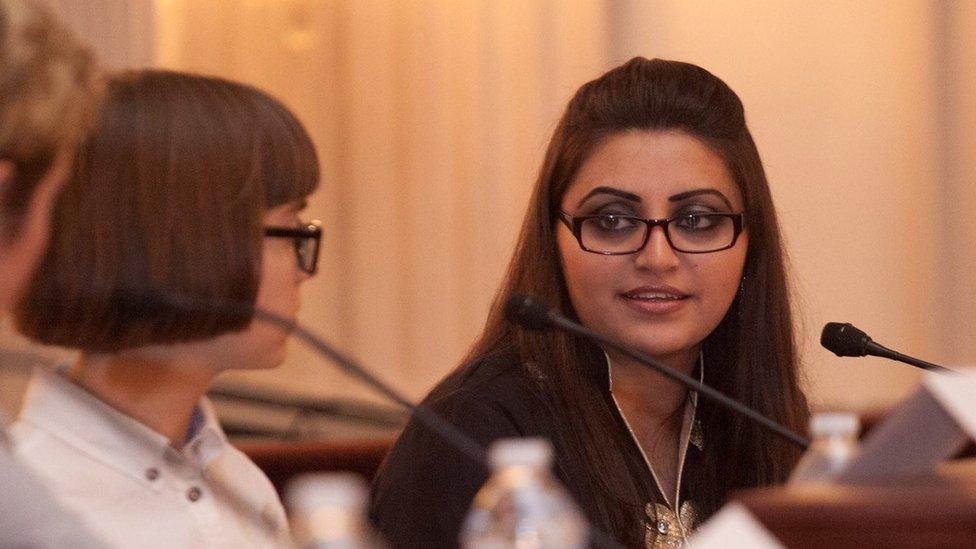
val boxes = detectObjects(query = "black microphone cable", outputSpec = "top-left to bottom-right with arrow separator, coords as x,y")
135,292 -> 626,549
137,291 -> 486,464
505,294 -> 811,450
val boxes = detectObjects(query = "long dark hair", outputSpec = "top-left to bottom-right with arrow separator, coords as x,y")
461,57 -> 808,545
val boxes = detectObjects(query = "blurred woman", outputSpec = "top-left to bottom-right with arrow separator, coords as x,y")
11,70 -> 322,548
1,0 -> 102,545
0,0 -> 98,310
371,57 -> 809,548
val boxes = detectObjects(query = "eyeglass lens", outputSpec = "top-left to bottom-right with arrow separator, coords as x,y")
579,214 -> 736,254
296,237 -> 317,273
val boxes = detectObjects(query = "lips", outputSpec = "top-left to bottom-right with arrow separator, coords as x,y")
621,285 -> 689,300
619,285 -> 690,314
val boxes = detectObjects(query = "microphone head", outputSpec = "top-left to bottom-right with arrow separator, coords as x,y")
504,294 -> 554,331
821,322 -> 871,357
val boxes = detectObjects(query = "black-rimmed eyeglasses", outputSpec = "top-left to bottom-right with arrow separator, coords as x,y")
558,211 -> 745,255
264,220 -> 323,274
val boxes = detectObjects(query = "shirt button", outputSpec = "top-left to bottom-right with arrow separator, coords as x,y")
144,468 -> 160,481
187,487 -> 203,502
657,519 -> 669,535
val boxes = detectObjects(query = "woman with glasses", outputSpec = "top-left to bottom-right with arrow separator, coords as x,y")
371,57 -> 809,548
10,70 -> 321,548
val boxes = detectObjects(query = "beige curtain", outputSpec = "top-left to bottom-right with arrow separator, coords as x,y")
155,0 -> 610,403
934,1 -> 976,372
5,0 -> 974,414
612,0 -> 976,410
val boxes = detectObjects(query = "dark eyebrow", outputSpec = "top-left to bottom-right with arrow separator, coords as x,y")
576,186 -> 641,208
293,199 -> 309,212
668,188 -> 734,210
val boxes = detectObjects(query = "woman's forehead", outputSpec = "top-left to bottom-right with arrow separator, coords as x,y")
562,130 -> 741,209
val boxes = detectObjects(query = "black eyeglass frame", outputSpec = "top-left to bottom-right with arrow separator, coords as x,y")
557,211 -> 745,255
264,220 -> 323,274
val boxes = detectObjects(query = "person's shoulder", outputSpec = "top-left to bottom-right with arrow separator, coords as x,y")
370,349 -> 551,548
422,348 -> 547,419
375,347 -> 556,479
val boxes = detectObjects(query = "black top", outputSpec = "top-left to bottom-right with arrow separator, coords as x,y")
369,351 -> 704,549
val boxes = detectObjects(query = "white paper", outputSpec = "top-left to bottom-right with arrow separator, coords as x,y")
682,502 -> 783,549
838,367 -> 974,483
924,367 -> 976,438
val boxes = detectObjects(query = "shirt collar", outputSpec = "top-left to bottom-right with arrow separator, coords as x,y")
185,397 -> 228,467
18,367 -> 229,484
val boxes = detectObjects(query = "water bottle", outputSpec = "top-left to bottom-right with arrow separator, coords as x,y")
461,437 -> 587,549
286,472 -> 384,549
789,412 -> 861,484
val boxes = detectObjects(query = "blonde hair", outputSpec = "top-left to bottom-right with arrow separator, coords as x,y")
0,0 -> 100,231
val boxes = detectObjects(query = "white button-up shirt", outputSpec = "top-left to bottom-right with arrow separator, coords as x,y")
9,368 -> 291,548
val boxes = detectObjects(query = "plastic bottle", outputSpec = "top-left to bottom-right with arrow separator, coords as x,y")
789,412 -> 861,484
461,437 -> 588,549
286,472 -> 384,549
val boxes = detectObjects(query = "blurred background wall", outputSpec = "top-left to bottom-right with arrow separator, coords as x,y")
2,0 -> 974,424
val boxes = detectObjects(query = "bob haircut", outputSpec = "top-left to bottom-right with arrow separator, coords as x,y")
0,0 -> 100,238
16,70 -> 319,352
457,57 -> 808,544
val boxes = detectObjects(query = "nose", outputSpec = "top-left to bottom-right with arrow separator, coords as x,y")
633,225 -> 680,272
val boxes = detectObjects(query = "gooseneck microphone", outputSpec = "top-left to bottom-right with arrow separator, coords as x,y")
505,294 -> 810,450
821,322 -> 951,373
119,291 -> 486,464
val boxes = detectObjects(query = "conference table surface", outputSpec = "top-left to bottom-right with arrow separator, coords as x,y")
735,459 -> 976,548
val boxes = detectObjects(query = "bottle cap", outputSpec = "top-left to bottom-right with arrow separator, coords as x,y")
285,472 -> 368,512
488,437 -> 553,470
809,412 -> 860,437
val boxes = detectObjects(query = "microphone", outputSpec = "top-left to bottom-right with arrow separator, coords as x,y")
505,294 -> 810,450
821,322 -> 951,373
